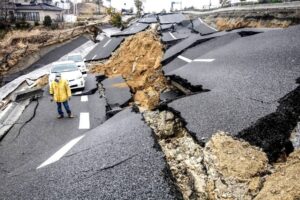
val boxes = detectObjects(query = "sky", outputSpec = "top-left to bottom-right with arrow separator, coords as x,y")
101,0 -> 221,13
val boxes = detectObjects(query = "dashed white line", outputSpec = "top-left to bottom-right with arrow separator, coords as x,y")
169,32 -> 177,40
198,17 -> 218,31
92,55 -> 97,59
37,135 -> 85,169
103,39 -> 112,48
194,59 -> 215,62
74,91 -> 83,95
178,55 -> 192,63
79,112 -> 90,129
81,95 -> 88,102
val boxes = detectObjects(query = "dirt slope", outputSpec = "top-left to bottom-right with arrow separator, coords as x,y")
91,30 -> 167,110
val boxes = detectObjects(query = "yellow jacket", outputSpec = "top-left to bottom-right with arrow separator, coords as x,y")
50,79 -> 72,102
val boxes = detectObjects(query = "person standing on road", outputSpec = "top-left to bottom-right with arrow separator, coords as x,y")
50,73 -> 74,119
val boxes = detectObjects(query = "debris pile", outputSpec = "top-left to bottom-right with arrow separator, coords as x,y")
91,30 -> 167,110
144,109 -> 300,199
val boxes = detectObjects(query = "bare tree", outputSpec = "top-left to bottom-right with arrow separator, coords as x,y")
0,0 -> 10,23
134,0 -> 143,18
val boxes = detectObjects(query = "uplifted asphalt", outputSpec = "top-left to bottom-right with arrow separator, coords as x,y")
1,108 -> 179,199
168,25 -> 300,143
163,32 -> 241,73
85,36 -> 124,61
101,75 -> 132,108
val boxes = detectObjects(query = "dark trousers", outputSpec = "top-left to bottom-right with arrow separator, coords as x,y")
57,101 -> 71,116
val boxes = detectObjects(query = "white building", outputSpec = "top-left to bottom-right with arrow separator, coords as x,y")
103,0 -> 221,13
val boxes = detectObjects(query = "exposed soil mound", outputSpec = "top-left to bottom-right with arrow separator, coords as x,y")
91,30 -> 167,110
215,17 -> 292,30
255,150 -> 300,200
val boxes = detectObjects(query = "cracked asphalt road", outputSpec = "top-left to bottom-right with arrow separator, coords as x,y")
1,19 -> 300,199
168,25 -> 300,143
0,108 -> 178,199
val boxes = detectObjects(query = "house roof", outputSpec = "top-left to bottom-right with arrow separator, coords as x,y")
15,3 -> 63,12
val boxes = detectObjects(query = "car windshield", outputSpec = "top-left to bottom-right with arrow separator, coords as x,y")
68,55 -> 83,62
52,63 -> 77,73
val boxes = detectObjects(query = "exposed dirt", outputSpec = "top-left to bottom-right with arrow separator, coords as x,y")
35,75 -> 49,88
214,17 -> 292,30
90,30 -> 167,110
0,26 -> 96,76
144,108 -> 300,200
255,150 -> 300,200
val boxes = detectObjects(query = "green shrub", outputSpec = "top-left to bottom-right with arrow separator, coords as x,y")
43,15 -> 52,27
15,20 -> 31,29
34,21 -> 40,26
110,12 -> 122,28
50,23 -> 59,30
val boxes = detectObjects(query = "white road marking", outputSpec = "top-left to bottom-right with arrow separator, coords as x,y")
169,32 -> 177,40
81,95 -> 88,102
79,112 -> 90,129
193,59 -> 215,62
178,55 -> 192,63
37,135 -> 85,169
92,55 -> 97,59
103,39 -> 112,48
198,17 -> 218,31
74,91 -> 82,95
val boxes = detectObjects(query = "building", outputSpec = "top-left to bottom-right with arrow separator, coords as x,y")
0,0 -> 64,23
14,3 -> 63,22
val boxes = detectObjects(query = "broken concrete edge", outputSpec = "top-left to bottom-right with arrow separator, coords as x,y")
237,84 -> 300,163
85,37 -> 125,62
95,74 -> 134,119
161,37 -> 214,65
140,103 -> 299,199
129,106 -> 184,199
11,87 -> 44,102
0,99 -> 31,141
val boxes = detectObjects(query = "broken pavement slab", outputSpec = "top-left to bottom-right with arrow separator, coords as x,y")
0,99 -> 30,140
91,30 -> 167,110
161,26 -> 192,43
111,23 -> 149,37
191,17 -> 218,35
159,13 -> 187,24
85,36 -> 124,61
101,75 -> 132,109
162,31 -> 229,64
163,32 -> 241,73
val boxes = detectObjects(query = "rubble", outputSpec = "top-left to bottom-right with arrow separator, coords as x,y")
143,108 -> 300,200
204,132 -> 269,200
91,30 -> 167,110
255,150 -> 300,200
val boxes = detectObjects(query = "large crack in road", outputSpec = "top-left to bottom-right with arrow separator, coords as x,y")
90,24 -> 300,199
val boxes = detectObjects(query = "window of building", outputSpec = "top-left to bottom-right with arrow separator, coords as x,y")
16,12 -> 40,21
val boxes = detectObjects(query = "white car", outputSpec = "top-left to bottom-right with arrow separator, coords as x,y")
49,61 -> 85,90
67,53 -> 87,76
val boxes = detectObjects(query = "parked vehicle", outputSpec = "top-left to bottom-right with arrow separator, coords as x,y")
49,61 -> 85,90
67,53 -> 87,76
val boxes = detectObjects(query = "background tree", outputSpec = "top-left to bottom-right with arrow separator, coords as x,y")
43,15 -> 52,27
134,0 -> 143,18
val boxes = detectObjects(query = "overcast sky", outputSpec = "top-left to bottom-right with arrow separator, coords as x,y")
68,0 -> 220,12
